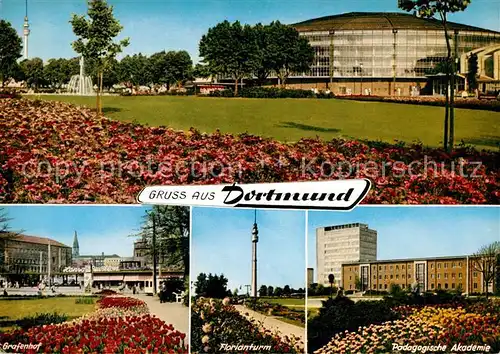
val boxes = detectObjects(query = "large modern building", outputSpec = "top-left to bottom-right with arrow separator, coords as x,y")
289,12 -> 500,95
342,255 -> 497,294
0,233 -> 72,276
316,223 -> 377,287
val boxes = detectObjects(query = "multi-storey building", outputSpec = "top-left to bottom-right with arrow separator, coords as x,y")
342,255 -> 496,294
307,268 -> 314,287
0,234 -> 72,275
316,223 -> 377,286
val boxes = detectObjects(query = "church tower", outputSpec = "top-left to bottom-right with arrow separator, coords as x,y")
72,231 -> 80,258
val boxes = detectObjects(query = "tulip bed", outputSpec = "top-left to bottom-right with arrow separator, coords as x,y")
1,98 -> 499,204
191,297 -> 304,353
315,302 -> 500,354
0,295 -> 188,353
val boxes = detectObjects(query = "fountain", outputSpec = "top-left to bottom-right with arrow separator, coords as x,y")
67,56 -> 94,95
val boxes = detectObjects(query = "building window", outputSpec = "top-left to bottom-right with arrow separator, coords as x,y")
390,275 -> 393,279
396,275 -> 399,280
437,264 -> 441,269
390,265 -> 393,270
438,274 -> 441,279
384,266 -> 387,270
373,284 -> 376,289
402,265 -> 405,269
408,274 -> 411,278
349,276 -> 352,280
379,275 -> 382,280
452,283 -> 455,289
431,283 -> 435,289
431,274 -> 434,279
459,273 -> 462,279
444,263 -> 448,269
408,265 -> 411,270
396,265 -> 399,270
373,275 -> 376,279
452,273 -> 455,279
445,283 -> 448,289
458,262 -> 462,267
452,262 -> 455,268
350,285 -> 352,289
444,273 -> 448,279
430,264 -> 434,269
438,283 -> 441,289
473,272 -> 477,277
473,283 -> 478,289
384,275 -> 387,279
379,284 -> 382,289
402,274 -> 405,279
384,284 -> 388,289
379,266 -> 382,270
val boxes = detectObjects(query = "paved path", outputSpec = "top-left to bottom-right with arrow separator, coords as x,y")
235,305 -> 305,344
130,294 -> 189,341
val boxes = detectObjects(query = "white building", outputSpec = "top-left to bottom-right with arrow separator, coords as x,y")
316,223 -> 377,287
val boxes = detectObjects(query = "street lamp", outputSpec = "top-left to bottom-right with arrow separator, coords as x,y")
251,210 -> 259,298
328,273 -> 335,298
360,62 -> 364,95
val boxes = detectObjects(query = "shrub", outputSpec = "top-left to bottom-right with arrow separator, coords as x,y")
307,295 -> 400,352
74,296 -> 95,304
15,312 -> 68,330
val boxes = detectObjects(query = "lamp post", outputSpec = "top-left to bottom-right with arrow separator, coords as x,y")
328,273 -> 335,298
251,210 -> 259,298
360,62 -> 364,95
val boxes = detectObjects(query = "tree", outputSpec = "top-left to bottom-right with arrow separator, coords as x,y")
0,20 -> 23,87
193,63 -> 213,79
283,284 -> 291,296
399,0 -> 471,152
467,53 -> 478,92
0,208 -> 23,273
471,241 -> 500,299
258,285 -> 268,297
267,285 -> 274,297
149,50 -> 193,89
19,58 -> 45,89
274,286 -> 283,297
354,275 -> 362,291
199,20 -> 259,96
71,0 -> 129,115
119,53 -> 152,87
136,206 -> 190,277
252,23 -> 275,85
266,21 -> 314,88
44,58 -> 80,88
194,272 -> 230,298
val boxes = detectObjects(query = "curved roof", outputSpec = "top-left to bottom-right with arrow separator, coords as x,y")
293,12 -> 500,34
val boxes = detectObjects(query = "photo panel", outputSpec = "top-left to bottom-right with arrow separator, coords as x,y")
307,206 -> 500,354
190,207 -> 307,354
0,205 -> 189,353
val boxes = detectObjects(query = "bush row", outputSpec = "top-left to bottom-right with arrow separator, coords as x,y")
339,95 -> 500,112
208,87 -> 334,99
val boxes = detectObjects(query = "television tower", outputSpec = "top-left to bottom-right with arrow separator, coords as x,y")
23,0 -> 30,59
251,210 -> 259,297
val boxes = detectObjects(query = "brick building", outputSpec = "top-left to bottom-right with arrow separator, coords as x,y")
342,255 -> 496,294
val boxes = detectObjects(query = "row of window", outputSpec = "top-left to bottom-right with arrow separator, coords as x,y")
349,282 -> 477,291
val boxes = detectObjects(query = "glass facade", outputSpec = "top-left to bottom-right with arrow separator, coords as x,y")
299,29 -> 500,78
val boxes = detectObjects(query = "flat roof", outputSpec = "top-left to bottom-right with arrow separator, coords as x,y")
293,12 -> 500,35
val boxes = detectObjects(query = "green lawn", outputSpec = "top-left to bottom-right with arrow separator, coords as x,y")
0,297 -> 96,332
31,95 -> 499,150
264,297 -> 306,307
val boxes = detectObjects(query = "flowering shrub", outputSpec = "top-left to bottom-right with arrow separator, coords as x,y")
1,98 -> 498,204
244,299 -> 305,324
192,297 -> 304,353
315,303 -> 500,354
0,295 -> 188,353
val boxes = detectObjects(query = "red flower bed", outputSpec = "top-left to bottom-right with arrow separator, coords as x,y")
0,315 -> 187,354
0,98 -> 498,204
97,296 -> 145,309
0,295 -> 188,353
94,289 -> 117,295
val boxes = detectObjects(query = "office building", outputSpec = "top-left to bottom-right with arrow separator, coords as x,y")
316,223 -> 377,287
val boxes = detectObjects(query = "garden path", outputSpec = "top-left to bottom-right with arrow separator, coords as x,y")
234,305 -> 305,344
130,294 -> 189,341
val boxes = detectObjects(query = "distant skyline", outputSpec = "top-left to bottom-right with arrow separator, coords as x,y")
1,0 -> 499,62
307,207 -> 500,277
191,207 -> 306,292
1,205 -> 151,257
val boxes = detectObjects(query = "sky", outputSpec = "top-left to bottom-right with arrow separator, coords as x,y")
1,0 -> 499,63
1,205 -> 152,257
191,207 -> 306,293
307,206 -> 500,279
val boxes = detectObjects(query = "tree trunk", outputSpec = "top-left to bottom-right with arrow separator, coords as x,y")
234,78 -> 239,96
99,71 -> 104,115
441,12 -> 453,153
